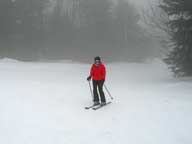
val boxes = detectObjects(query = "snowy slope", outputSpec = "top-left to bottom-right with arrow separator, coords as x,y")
0,58 -> 192,144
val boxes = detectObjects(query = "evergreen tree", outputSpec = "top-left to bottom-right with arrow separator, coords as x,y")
160,0 -> 192,76
0,0 -> 18,57
77,0 -> 113,53
113,0 -> 155,60
113,0 -> 139,43
0,0 -> 50,60
47,0 -> 76,59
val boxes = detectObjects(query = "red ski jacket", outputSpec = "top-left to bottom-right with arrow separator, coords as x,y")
90,63 -> 106,80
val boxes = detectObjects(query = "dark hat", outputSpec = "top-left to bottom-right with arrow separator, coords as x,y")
94,56 -> 101,61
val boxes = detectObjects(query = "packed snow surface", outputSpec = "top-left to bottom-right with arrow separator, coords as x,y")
0,58 -> 192,144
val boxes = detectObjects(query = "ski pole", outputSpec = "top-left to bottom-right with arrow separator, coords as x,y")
88,81 -> 93,100
104,84 -> 114,100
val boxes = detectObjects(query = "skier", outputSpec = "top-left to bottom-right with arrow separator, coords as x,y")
87,56 -> 106,106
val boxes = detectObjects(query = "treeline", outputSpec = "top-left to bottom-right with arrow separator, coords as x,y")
0,0 -> 157,61
159,0 -> 192,76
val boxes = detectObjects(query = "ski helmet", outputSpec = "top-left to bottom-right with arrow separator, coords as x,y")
94,56 -> 101,61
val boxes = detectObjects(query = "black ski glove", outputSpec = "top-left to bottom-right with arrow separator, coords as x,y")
87,76 -> 91,81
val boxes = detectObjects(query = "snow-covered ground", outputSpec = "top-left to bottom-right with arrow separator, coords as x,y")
0,58 -> 192,144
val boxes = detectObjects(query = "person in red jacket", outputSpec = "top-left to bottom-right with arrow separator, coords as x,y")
87,56 -> 106,106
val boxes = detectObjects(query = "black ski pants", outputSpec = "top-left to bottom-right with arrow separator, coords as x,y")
92,80 -> 106,103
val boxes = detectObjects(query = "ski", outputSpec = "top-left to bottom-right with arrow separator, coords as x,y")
92,102 -> 112,110
85,104 -> 100,110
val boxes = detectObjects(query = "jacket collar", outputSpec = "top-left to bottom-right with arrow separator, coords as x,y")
94,62 -> 102,67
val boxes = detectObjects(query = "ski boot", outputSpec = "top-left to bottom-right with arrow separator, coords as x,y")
94,101 -> 100,106
100,101 -> 106,106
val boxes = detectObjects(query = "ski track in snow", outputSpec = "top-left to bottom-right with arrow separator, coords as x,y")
0,59 -> 192,144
